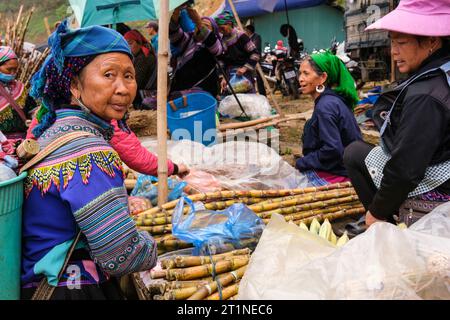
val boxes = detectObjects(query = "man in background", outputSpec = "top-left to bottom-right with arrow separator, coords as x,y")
245,24 -> 266,96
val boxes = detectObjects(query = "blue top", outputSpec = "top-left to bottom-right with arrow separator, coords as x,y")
296,88 -> 362,176
21,108 -> 157,286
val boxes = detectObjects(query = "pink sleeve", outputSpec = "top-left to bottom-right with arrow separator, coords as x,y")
26,117 -> 38,140
109,120 -> 175,176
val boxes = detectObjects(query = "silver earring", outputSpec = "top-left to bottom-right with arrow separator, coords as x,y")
74,96 -> 91,114
316,84 -> 325,93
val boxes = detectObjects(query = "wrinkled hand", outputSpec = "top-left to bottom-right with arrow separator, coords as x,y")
236,67 -> 247,76
365,210 -> 385,227
177,164 -> 190,179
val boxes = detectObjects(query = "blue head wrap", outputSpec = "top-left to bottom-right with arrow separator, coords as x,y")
31,19 -> 133,137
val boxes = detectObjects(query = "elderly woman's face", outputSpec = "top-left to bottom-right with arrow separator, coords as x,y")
73,52 -> 137,121
0,59 -> 19,75
299,60 -> 327,97
390,32 -> 436,74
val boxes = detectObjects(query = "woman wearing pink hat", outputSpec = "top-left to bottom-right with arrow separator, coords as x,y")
343,0 -> 450,228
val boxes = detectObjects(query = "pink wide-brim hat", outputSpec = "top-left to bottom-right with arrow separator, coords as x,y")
365,0 -> 450,36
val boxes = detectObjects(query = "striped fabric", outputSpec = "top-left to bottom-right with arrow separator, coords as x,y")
73,187 -> 157,276
21,108 -> 157,286
0,46 -> 17,64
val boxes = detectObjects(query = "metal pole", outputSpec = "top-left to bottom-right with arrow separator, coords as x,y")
157,0 -> 169,206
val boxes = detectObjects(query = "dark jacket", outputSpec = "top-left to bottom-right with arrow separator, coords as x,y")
369,48 -> 450,220
296,88 -> 362,176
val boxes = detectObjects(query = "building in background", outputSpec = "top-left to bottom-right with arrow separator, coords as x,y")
227,0 -> 345,53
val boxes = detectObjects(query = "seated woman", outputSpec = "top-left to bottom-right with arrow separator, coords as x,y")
169,7 -> 223,97
296,51 -> 362,186
0,46 -> 36,139
343,0 -> 450,227
21,21 -> 163,300
215,11 -> 260,94
124,29 -> 157,107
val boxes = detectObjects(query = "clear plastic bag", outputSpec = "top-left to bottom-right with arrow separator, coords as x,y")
219,94 -> 272,120
228,74 -> 254,94
172,197 -> 265,255
139,138 -> 310,191
238,202 -> 450,300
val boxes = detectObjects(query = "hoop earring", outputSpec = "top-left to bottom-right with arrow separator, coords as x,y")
74,96 -> 91,114
316,84 -> 325,93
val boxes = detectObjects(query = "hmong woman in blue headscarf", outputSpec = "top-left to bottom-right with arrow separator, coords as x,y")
21,20 -> 158,299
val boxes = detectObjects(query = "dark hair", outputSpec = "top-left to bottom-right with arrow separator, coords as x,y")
146,21 -> 159,32
306,57 -> 325,77
245,25 -> 255,34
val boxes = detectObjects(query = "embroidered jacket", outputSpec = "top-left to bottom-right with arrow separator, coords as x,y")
21,108 -> 157,286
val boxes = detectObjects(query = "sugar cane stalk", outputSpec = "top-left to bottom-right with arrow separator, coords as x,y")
262,203 -> 362,224
249,188 -> 356,213
136,183 -> 353,218
295,207 -> 366,225
167,257 -> 249,281
258,195 -> 360,218
188,266 -> 246,300
205,282 -> 240,300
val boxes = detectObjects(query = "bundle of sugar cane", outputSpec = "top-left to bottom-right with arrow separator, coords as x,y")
160,248 -> 251,269
148,249 -> 251,300
261,202 -> 363,224
135,182 -> 354,220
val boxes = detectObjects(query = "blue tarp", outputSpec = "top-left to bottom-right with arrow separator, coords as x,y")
225,0 -> 327,18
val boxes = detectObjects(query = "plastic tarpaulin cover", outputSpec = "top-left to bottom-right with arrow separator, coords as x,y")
238,202 -> 450,300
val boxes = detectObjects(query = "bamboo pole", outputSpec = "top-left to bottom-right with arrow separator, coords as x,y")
218,115 -> 280,131
218,113 -> 306,132
157,0 -> 170,206
227,0 -> 284,117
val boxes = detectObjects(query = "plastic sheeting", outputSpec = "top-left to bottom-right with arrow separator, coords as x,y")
238,202 -> 450,300
139,139 -> 309,190
218,94 -> 273,120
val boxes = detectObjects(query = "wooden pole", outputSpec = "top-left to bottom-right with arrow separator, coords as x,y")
157,0 -> 170,206
227,0 -> 284,117
44,17 -> 51,37
389,0 -> 396,83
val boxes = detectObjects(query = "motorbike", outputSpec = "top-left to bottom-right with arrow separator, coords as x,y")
274,48 -> 300,100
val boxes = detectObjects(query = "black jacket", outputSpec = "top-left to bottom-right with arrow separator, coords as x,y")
370,48 -> 450,219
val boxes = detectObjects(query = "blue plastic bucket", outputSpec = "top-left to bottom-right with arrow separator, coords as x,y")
167,92 -> 217,146
0,172 -> 27,300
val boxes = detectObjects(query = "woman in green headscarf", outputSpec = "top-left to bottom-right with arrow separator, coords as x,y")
295,50 -> 362,186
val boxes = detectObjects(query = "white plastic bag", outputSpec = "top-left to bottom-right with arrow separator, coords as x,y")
139,138 -> 309,190
219,94 -> 272,120
238,202 -> 450,300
